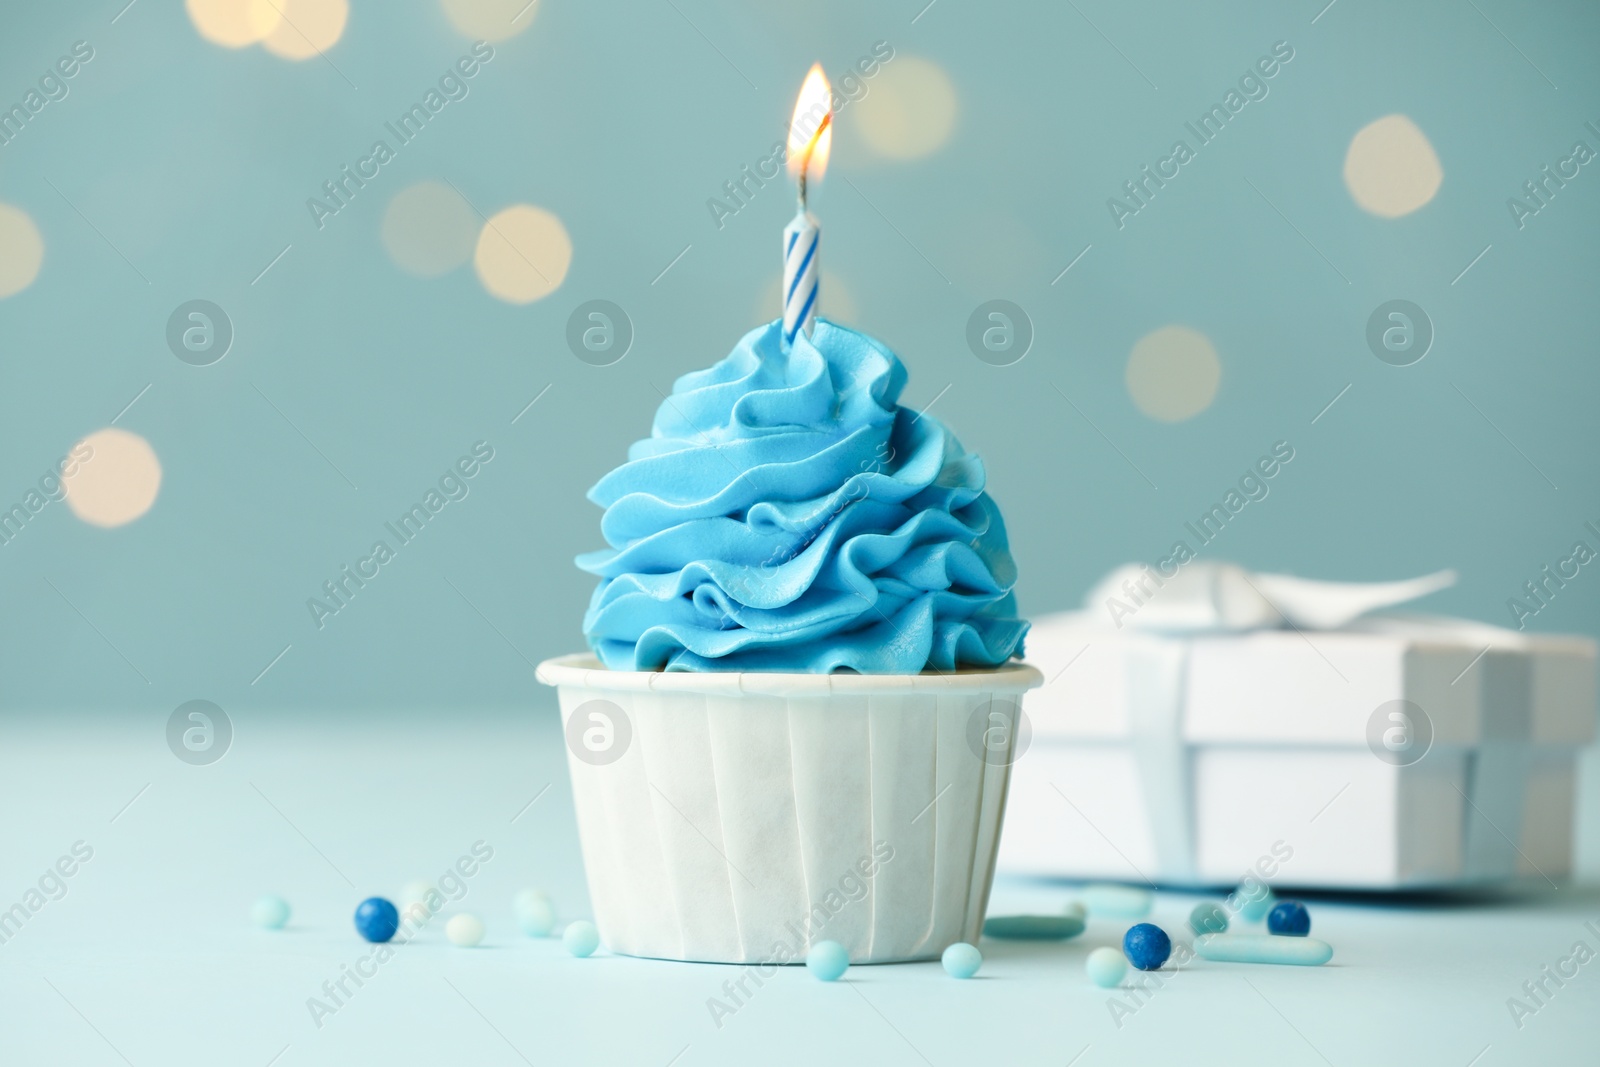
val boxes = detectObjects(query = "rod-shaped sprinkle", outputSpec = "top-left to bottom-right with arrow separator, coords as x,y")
1080,883 -> 1153,918
1193,933 -> 1333,966
981,914 -> 1086,940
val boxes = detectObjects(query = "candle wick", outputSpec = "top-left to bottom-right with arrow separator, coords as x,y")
794,111 -> 830,214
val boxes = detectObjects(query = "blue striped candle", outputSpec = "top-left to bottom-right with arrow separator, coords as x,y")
782,211 -> 819,348
782,64 -> 832,351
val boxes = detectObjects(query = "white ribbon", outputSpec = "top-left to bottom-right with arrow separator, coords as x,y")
1087,561 -> 1459,633
1354,613 -> 1536,879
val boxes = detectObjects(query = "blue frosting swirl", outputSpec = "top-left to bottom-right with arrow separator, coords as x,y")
578,319 -> 1028,673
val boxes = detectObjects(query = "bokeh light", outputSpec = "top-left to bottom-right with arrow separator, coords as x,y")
186,0 -> 281,48
1344,114 -> 1443,219
382,181 -> 478,277
1125,325 -> 1221,422
64,428 -> 163,528
0,204 -> 44,298
855,56 -> 958,161
439,0 -> 538,42
262,0 -> 349,59
473,204 -> 572,304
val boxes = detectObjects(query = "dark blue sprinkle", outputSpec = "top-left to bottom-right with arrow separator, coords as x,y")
1122,923 -> 1172,971
1267,900 -> 1311,937
354,897 -> 400,943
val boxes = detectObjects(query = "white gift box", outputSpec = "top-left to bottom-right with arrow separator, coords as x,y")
538,655 -> 1043,963
999,566 -> 1598,889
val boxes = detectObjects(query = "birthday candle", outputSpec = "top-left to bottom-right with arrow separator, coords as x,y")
782,212 -> 819,348
783,65 -> 833,349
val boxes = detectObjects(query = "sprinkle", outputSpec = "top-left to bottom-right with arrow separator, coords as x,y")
1086,946 -> 1128,988
1189,902 -> 1230,935
806,940 -> 850,981
515,890 -> 556,937
1122,923 -> 1172,971
1267,900 -> 1311,936
1193,933 -> 1332,966
1232,882 -> 1275,922
446,914 -> 486,947
353,897 -> 399,943
982,914 -> 1086,940
563,920 -> 600,957
252,895 -> 290,930
941,942 -> 982,979
1080,883 -> 1153,918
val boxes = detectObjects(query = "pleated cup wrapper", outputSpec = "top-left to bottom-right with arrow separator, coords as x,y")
537,654 -> 1044,964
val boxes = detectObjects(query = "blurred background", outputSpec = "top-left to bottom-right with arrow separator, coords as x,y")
3,4 -> 1600,1063
0,0 -> 1596,855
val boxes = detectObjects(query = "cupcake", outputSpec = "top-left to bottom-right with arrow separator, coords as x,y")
537,318 -> 1039,964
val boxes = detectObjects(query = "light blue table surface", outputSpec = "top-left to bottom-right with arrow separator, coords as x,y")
4,707 -> 1595,1067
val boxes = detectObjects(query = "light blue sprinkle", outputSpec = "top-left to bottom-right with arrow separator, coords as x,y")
1193,933 -> 1332,966
1234,884 -> 1276,923
806,940 -> 850,981
252,895 -> 290,930
1086,947 -> 1128,988
563,920 -> 600,957
941,942 -> 982,979
1189,902 -> 1229,935
516,892 -> 556,937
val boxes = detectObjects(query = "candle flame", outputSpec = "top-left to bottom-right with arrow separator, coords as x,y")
787,64 -> 833,183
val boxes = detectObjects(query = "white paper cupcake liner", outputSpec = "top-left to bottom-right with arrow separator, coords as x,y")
536,654 -> 1044,964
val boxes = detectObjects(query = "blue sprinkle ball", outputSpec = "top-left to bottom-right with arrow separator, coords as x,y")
1235,882 -> 1276,922
563,920 -> 600,957
1123,923 -> 1172,971
1086,946 -> 1128,988
941,942 -> 983,979
1267,900 -> 1311,936
353,897 -> 400,943
252,895 -> 290,930
806,940 -> 850,981
1189,901 -> 1229,935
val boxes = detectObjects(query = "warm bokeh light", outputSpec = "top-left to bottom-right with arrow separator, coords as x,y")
787,64 -> 834,182
382,181 -> 478,277
856,56 -> 957,160
0,204 -> 44,298
439,0 -> 538,42
473,204 -> 572,304
1126,325 -> 1221,422
64,428 -> 163,528
1344,114 -> 1443,218
262,0 -> 349,59
186,0 -> 281,48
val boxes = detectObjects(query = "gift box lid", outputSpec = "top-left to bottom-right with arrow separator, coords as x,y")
1025,610 -> 1597,747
